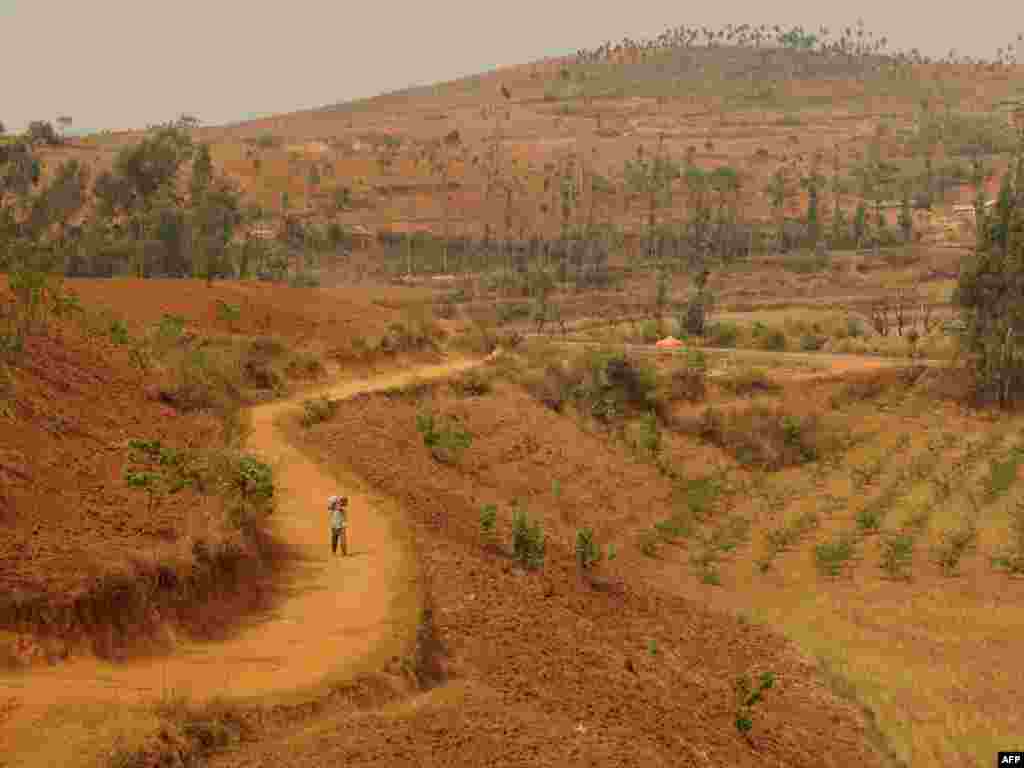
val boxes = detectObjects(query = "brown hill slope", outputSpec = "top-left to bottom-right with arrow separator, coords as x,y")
222,376 -> 896,767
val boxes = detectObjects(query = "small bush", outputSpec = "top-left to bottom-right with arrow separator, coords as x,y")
856,504 -> 884,534
700,566 -> 722,585
480,504 -> 497,540
880,534 -> 915,580
575,527 -> 602,570
415,410 -> 472,464
935,520 -> 977,576
718,368 -> 780,397
735,672 -> 775,738
215,299 -> 241,330
512,506 -> 546,569
632,410 -> 662,457
640,319 -> 661,343
289,270 -> 321,288
109,318 -> 131,345
706,322 -> 738,348
655,512 -> 695,541
285,349 -> 325,379
450,369 -> 492,397
687,403 -> 832,469
799,333 -> 827,351
815,534 -> 856,577
301,396 -> 336,428
984,449 -> 1024,501
758,328 -> 787,352
679,475 -> 723,520
991,501 -> 1024,575
639,529 -> 660,557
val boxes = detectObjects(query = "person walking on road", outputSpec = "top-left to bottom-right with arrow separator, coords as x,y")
328,495 -> 349,557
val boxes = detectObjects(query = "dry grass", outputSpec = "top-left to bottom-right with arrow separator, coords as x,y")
681,391 -> 1024,768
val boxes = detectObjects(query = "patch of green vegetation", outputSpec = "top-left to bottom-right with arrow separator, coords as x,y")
415,410 -> 472,464
717,367 -> 780,397
300,396 -> 336,428
511,504 -> 546,570
934,519 -> 978,576
815,533 -> 857,578
735,672 -> 775,738
880,533 -> 915,580
983,447 -> 1024,501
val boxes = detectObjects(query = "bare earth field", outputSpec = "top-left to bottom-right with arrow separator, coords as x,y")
6,34 -> 1024,768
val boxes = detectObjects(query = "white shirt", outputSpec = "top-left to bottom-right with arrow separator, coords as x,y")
329,503 -> 347,529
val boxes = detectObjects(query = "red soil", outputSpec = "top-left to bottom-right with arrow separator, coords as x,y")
63,278 -> 421,352
228,377 -> 893,767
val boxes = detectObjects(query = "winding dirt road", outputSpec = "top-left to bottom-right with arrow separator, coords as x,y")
0,359 -> 479,768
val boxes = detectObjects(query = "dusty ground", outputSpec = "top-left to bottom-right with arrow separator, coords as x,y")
6,35 -> 1022,768
207,359 -> 899,768
0,360 -> 476,767
238,347 -> 1019,768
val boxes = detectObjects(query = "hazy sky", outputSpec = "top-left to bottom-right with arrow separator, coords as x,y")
2,0 -> 1019,133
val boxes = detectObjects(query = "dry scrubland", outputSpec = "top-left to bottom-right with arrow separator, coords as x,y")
0,276 -> 440,667
266,345 -> 1024,768
4,21 -> 1024,768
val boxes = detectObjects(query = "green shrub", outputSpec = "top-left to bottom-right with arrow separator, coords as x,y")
450,369 -> 491,397
718,368 -> 780,396
480,504 -> 498,540
855,500 -> 885,532
512,506 -> 545,569
706,322 -> 738,348
782,252 -> 827,273
799,333 -> 827,351
735,672 -> 775,738
109,318 -> 131,345
758,328 -> 787,351
935,520 -> 977,576
687,403 -> 830,469
300,396 -> 336,428
153,313 -> 186,347
638,529 -> 660,557
984,449 -> 1024,501
633,410 -> 662,457
680,475 -> 723,520
815,534 -> 856,577
289,270 -> 321,288
415,410 -> 472,463
215,300 -> 241,330
700,566 -> 722,585
880,534 -> 915,580
157,345 -> 245,413
575,527 -> 602,570
640,319 -> 661,343
991,501 -> 1024,575
654,512 -> 695,541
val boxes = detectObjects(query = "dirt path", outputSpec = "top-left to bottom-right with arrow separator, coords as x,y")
0,358 -> 480,768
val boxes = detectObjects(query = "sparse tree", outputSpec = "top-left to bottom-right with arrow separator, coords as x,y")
27,120 -> 60,146
898,181 -> 914,243
801,160 -> 826,249
765,164 -> 796,252
955,115 -> 1024,406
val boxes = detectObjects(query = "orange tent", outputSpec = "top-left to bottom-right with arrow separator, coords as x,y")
655,337 -> 684,349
